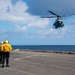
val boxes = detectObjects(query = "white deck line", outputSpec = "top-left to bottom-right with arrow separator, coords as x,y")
49,65 -> 75,71
8,68 -> 37,75
14,58 -> 75,71
14,53 -> 41,60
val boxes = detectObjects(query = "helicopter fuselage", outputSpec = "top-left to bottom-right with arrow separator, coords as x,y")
53,17 -> 64,28
42,10 -> 65,29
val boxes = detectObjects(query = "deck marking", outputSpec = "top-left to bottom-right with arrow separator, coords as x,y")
8,67 -> 37,75
14,58 -> 75,71
14,54 -> 41,60
49,65 -> 75,71
15,58 -> 75,71
13,52 -> 75,71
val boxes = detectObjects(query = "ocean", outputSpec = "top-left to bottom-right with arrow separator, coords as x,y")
12,45 -> 75,52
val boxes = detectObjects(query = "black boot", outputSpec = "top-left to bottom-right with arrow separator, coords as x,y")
2,64 -> 4,68
6,64 -> 9,67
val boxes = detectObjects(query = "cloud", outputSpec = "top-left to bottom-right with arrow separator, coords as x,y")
27,0 -> 75,16
33,26 -> 72,39
27,18 -> 49,29
0,0 -> 75,45
26,0 -> 75,39
0,0 -> 50,31
0,0 -> 50,40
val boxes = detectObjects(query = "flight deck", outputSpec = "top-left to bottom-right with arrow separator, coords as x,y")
0,50 -> 75,75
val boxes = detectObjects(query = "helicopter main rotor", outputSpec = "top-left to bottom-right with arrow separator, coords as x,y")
42,10 -> 65,18
42,10 -> 64,29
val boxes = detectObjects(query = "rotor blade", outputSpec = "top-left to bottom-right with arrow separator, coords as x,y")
41,16 -> 56,18
48,10 -> 58,16
61,14 -> 75,17
60,15 -> 66,17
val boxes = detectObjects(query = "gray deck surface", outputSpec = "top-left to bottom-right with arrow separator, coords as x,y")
0,51 -> 75,75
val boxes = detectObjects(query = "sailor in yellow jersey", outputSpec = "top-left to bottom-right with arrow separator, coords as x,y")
1,40 -> 12,68
0,41 -> 4,63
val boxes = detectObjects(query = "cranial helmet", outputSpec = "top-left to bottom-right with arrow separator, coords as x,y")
1,41 -> 4,44
6,40 -> 9,43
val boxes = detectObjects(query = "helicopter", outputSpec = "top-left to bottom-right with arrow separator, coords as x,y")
42,10 -> 64,29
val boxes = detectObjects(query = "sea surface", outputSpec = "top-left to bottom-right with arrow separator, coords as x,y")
12,45 -> 75,52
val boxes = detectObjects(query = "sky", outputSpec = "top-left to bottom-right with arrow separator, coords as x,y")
0,0 -> 75,45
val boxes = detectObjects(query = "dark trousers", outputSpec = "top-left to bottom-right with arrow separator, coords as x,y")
0,51 -> 2,63
2,52 -> 10,65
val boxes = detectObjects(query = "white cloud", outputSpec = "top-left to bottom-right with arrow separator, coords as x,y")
0,0 -> 50,31
33,26 -> 69,39
0,0 -> 11,13
27,0 -> 75,16
0,0 -> 75,43
27,18 -> 49,28
14,24 -> 28,32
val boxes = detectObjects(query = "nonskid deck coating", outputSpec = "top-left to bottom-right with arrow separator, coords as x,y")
0,51 -> 75,75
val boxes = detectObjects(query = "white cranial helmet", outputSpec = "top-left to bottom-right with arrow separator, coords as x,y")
6,40 -> 9,43
1,41 -> 4,44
